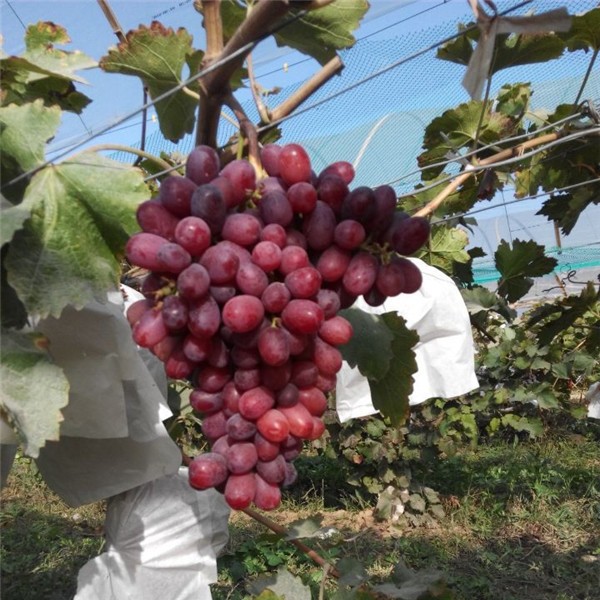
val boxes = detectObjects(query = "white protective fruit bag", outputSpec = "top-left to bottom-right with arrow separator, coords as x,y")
26,286 -> 231,599
33,287 -> 182,506
74,467 -> 231,600
335,258 -> 480,422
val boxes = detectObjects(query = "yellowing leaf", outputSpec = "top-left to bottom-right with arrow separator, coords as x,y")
100,22 -> 198,142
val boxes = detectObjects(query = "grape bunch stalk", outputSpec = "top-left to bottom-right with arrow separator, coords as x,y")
125,142 -> 430,511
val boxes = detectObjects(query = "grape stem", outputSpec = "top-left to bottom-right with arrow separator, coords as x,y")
70,144 -> 177,173
179,450 -> 339,577
242,507 -> 341,579
225,92 -> 262,175
195,0 -> 290,148
247,52 -> 271,124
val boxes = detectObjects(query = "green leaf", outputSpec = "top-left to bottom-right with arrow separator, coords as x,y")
526,283 -> 599,346
453,245 -> 486,286
249,567 -> 311,600
219,1 -> 246,43
418,101 -> 510,178
419,225 -> 470,273
374,565 -> 448,600
495,239 -> 557,303
99,22 -> 198,142
1,193 -> 39,248
0,101 -> 61,185
437,25 -> 565,74
284,515 -> 324,540
537,188 -> 599,235
336,557 -> 368,587
338,308 -> 394,381
500,414 -> 544,437
560,8 -> 600,52
495,82 -> 532,118
367,313 -> 419,427
0,329 -> 69,458
1,247 -> 27,329
5,153 -> 147,319
491,32 -> 565,73
274,1 -> 369,66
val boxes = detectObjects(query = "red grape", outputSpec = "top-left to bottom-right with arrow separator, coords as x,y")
222,295 -> 265,333
287,181 -> 317,214
238,386 -> 275,420
174,216 -> 211,257
254,474 -> 282,510
281,299 -> 324,334
159,175 -> 197,217
279,143 -> 311,185
224,472 -> 256,509
186,145 -> 220,185
136,199 -> 179,240
260,144 -> 283,177
189,452 -> 228,490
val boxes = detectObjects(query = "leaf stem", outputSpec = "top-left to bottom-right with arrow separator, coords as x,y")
242,507 -> 341,579
78,144 -> 178,173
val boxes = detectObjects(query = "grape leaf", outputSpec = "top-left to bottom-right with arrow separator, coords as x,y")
560,7 -> 600,52
418,101 -> 510,178
374,562 -> 449,599
274,0 -> 369,65
1,246 -> 28,330
453,246 -> 486,286
220,0 -> 368,65
338,308 -> 395,381
99,22 -> 198,142
496,82 -> 531,118
0,329 -> 69,458
367,313 -> 418,427
495,239 -> 557,303
418,225 -> 470,273
461,286 -> 516,321
218,1 -> 246,43
284,515 -> 327,540
526,282 -> 599,347
0,22 -> 95,113
249,567 -> 311,600
437,26 -> 565,74
5,153 -> 147,319
336,557 -> 368,587
537,187 -> 599,235
0,100 -> 60,179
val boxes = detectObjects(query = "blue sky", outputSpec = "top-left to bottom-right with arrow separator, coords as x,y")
2,0 -> 599,264
1,0 -> 468,155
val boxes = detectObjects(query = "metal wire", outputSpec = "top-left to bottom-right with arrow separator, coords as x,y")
395,125 -> 600,204
437,175 -> 600,223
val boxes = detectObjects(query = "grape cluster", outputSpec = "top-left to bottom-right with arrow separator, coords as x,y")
125,143 -> 429,511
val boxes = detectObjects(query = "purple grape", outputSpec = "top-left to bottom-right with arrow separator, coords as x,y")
186,145 -> 220,185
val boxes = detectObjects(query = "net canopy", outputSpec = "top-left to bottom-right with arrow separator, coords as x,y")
106,0 -> 600,300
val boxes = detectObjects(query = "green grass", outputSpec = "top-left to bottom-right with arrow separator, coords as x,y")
2,425 -> 599,600
0,457 -> 105,600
